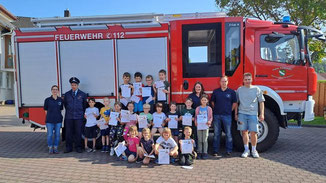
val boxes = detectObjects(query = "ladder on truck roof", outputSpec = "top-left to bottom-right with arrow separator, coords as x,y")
32,12 -> 226,27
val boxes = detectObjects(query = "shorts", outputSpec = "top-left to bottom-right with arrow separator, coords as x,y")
85,125 -> 97,138
237,113 -> 259,132
125,147 -> 137,157
100,128 -> 109,136
134,100 -> 143,113
171,129 -> 179,136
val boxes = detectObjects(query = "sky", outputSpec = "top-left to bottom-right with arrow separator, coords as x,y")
1,0 -> 220,18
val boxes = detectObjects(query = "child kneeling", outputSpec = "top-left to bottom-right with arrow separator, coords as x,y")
154,127 -> 178,163
122,125 -> 142,163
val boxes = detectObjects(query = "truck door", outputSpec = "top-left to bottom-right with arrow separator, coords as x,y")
170,17 -> 243,102
254,29 -> 308,101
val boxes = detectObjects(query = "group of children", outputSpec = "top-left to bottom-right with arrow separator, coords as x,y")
83,69 -> 213,166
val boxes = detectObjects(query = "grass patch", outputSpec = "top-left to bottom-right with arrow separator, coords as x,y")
288,116 -> 326,126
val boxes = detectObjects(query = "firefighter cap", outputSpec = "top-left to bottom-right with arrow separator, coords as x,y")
69,77 -> 80,84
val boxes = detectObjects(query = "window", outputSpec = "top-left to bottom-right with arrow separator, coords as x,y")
182,23 -> 222,78
225,22 -> 241,76
260,34 -> 300,65
5,36 -> 13,69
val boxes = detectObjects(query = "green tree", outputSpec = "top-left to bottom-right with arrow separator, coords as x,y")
216,0 -> 326,63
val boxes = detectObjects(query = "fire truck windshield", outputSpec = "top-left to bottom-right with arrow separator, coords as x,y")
260,34 -> 301,65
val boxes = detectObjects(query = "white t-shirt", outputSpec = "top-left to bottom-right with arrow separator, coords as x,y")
85,107 -> 99,127
156,136 -> 177,150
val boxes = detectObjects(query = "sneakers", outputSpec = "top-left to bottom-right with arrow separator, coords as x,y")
53,147 -> 59,154
170,158 -> 175,164
48,147 -> 53,154
92,149 -> 96,153
241,150 -> 250,158
202,153 -> 208,160
105,146 -> 109,153
101,146 -> 106,152
120,155 -> 127,161
213,152 -> 222,158
110,147 -> 115,156
85,147 -> 93,153
251,150 -> 260,158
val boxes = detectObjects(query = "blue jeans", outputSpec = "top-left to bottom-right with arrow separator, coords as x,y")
46,123 -> 62,147
213,115 -> 233,153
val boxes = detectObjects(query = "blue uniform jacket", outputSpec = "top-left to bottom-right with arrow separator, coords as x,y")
64,89 -> 87,120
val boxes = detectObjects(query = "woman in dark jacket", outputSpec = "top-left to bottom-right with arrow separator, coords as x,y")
188,81 -> 206,109
44,85 -> 64,154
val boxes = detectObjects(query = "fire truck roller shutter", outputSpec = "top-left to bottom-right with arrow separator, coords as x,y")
116,37 -> 167,84
59,40 -> 115,96
18,42 -> 58,106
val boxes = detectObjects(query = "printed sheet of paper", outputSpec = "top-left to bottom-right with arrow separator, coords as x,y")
158,149 -> 170,164
133,82 -> 142,96
153,114 -> 164,128
157,88 -> 166,101
168,115 -> 178,129
121,110 -> 130,123
130,95 -> 140,103
142,87 -> 151,97
155,81 -> 164,88
181,139 -> 193,154
182,115 -> 192,126
120,98 -> 129,107
129,113 -> 137,121
138,115 -> 148,129
109,112 -> 119,126
114,142 -> 126,157
121,85 -> 131,98
144,153 -> 156,159
197,114 -> 208,130
145,96 -> 153,104
97,118 -> 108,130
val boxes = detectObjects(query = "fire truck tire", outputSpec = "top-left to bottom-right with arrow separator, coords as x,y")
231,108 -> 279,152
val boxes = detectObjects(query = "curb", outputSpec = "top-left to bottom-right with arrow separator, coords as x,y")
288,124 -> 326,128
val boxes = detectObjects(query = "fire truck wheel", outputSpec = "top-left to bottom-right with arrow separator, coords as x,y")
231,108 -> 279,152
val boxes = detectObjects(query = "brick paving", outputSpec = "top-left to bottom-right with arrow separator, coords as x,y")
0,105 -> 326,183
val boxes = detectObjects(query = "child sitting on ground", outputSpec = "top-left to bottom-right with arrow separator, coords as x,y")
154,127 -> 178,163
139,128 -> 155,164
121,125 -> 141,162
179,126 -> 196,166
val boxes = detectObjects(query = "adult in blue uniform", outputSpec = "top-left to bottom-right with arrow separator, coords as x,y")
210,76 -> 237,157
64,77 -> 87,153
44,85 -> 64,154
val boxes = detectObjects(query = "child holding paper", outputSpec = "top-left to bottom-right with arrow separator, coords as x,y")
122,102 -> 138,140
132,72 -> 144,113
154,69 -> 170,113
99,97 -> 111,152
165,101 -> 180,143
138,103 -> 153,138
143,75 -> 156,113
180,98 -> 196,146
119,72 -> 132,110
121,125 -> 141,162
195,94 -> 213,159
108,102 -> 124,156
139,128 -> 155,164
179,126 -> 196,166
154,127 -> 178,163
84,98 -> 99,153
151,102 -> 167,137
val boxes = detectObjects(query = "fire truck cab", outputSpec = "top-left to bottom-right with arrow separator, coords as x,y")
13,12 -> 324,151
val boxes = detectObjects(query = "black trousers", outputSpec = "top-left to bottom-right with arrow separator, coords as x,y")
65,119 -> 84,151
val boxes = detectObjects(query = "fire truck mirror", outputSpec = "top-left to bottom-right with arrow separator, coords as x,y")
265,32 -> 285,43
183,80 -> 189,90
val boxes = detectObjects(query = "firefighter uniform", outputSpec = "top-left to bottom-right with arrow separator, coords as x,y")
64,77 -> 87,153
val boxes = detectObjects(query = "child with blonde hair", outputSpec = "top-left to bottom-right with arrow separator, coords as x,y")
154,127 -> 178,163
179,126 -> 196,166
121,125 -> 141,162
98,97 -> 111,152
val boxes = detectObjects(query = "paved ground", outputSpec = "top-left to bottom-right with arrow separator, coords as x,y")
0,105 -> 326,183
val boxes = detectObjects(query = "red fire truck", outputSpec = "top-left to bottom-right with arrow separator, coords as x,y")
12,12 -> 325,151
